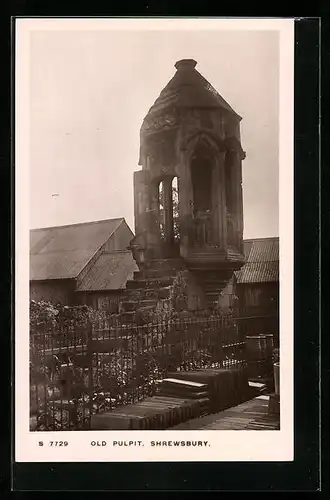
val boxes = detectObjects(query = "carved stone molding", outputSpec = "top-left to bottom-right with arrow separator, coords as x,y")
142,112 -> 178,134
181,129 -> 225,153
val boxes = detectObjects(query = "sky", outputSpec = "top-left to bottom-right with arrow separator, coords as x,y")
29,26 -> 279,239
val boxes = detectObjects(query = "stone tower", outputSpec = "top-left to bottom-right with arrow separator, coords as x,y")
129,59 -> 246,310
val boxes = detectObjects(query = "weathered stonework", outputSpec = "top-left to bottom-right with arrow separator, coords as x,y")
127,59 -> 246,312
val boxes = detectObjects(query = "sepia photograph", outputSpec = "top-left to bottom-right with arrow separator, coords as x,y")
15,18 -> 294,462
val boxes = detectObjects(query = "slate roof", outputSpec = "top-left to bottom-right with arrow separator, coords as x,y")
236,237 -> 279,284
30,218 -> 125,281
76,251 -> 138,292
143,59 -> 241,121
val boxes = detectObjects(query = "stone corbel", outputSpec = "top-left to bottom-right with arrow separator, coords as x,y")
223,136 -> 246,160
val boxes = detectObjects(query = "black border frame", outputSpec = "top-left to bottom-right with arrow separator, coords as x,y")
8,16 -> 321,492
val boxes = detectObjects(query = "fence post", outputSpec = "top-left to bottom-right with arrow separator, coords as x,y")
87,320 -> 94,425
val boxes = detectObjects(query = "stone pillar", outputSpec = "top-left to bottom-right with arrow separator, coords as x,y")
228,151 -> 238,247
236,155 -> 244,252
231,151 -> 244,251
163,176 -> 174,246
149,178 -> 160,238
178,150 -> 194,257
133,170 -> 149,236
213,152 -> 227,250
133,170 -> 162,261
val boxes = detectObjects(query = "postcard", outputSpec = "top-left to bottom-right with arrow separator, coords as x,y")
15,17 -> 294,463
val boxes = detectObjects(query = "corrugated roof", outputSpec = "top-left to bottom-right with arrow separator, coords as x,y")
236,237 -> 279,284
245,237 -> 279,263
143,59 -> 241,124
242,240 -> 253,260
30,218 -> 125,280
76,251 -> 138,291
236,261 -> 279,284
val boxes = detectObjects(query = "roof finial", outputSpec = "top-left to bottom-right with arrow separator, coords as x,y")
175,59 -> 197,70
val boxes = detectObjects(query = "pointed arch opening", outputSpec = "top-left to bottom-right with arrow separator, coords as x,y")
157,176 -> 180,249
172,176 -> 180,242
191,141 -> 213,215
158,179 -> 165,241
190,139 -> 214,245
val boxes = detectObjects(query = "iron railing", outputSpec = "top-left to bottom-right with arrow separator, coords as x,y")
30,306 -> 278,431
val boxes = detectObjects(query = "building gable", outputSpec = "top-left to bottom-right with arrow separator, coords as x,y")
30,218 -> 130,281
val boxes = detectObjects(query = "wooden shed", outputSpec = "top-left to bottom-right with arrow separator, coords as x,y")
30,217 -> 138,310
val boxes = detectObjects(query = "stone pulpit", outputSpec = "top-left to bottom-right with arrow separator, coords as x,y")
132,59 -> 246,305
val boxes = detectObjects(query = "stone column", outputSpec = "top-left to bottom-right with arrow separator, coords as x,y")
237,155 -> 244,251
133,170 -> 149,236
149,178 -> 162,246
213,152 -> 227,249
232,151 -> 244,251
163,176 -> 174,246
177,150 -> 194,257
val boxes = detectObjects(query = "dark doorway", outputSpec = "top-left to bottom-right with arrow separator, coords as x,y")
191,145 -> 213,215
190,142 -> 213,246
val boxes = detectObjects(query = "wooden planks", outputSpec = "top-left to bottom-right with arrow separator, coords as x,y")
91,395 -> 209,430
169,395 -> 280,430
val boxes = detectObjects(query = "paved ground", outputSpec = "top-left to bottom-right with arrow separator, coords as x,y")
168,395 -> 280,430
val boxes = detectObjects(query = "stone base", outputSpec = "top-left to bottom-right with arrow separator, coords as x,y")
268,392 -> 280,415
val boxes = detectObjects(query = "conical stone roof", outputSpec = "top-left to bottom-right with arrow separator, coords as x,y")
143,59 -> 241,121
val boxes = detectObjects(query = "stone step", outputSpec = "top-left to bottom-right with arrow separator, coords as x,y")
204,293 -> 223,298
147,258 -> 184,270
137,305 -> 155,313
156,286 -> 173,300
202,283 -> 228,290
147,276 -> 175,287
124,286 -> 172,301
145,268 -> 177,279
139,299 -> 158,308
126,276 -> 174,289
120,298 -> 158,312
120,300 -> 138,312
124,289 -> 156,300
204,289 -> 221,295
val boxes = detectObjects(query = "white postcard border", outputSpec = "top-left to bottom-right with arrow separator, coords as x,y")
15,17 -> 294,462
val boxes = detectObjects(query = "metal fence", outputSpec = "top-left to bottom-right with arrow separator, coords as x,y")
30,306 -> 278,431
